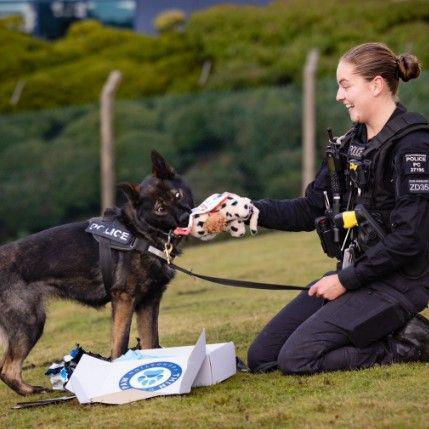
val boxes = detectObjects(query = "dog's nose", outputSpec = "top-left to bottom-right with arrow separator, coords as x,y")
178,212 -> 190,227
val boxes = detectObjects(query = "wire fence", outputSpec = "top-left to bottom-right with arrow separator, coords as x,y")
0,72 -> 428,242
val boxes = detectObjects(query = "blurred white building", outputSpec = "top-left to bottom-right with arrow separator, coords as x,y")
0,0 -> 136,38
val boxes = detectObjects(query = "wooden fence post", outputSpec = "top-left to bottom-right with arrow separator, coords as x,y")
100,70 -> 122,213
302,49 -> 319,195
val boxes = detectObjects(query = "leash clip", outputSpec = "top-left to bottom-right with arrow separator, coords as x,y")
164,232 -> 174,264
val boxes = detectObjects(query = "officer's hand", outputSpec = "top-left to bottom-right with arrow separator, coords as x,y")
308,274 -> 346,301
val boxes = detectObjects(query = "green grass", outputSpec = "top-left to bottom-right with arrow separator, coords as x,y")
1,231 -> 428,428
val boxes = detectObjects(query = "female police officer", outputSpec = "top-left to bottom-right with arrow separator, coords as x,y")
246,42 -> 429,374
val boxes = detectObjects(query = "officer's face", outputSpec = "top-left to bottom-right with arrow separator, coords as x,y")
336,61 -> 374,124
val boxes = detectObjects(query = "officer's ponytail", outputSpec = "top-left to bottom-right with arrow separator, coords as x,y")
341,42 -> 422,95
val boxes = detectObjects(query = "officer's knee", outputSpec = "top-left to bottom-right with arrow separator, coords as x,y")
277,347 -> 302,374
277,343 -> 316,375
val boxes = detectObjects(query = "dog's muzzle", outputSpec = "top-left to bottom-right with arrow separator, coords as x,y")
178,212 -> 191,228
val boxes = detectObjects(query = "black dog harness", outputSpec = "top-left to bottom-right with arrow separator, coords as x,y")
85,208 -> 173,295
86,208 -> 308,295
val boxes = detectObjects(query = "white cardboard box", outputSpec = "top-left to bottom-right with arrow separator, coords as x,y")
66,331 -> 236,405
193,342 -> 236,387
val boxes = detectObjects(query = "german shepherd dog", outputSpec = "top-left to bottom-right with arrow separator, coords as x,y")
0,151 -> 193,395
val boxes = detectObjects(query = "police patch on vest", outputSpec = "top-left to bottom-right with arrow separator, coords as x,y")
404,153 -> 428,174
348,144 -> 365,159
407,179 -> 429,193
86,220 -> 133,245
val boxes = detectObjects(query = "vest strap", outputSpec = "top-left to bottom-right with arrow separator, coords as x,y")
364,112 -> 429,156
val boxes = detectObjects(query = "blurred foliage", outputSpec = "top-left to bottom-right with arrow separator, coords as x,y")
0,72 -> 427,242
186,0 -> 429,89
0,19 -> 204,112
0,0 -> 428,112
0,15 -> 25,32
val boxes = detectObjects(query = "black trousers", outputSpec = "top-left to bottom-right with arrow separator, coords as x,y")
247,279 -> 419,374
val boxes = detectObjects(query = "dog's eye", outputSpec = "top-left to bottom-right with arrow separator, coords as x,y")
172,189 -> 183,199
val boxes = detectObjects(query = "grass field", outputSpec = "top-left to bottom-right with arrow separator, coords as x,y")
1,231 -> 428,428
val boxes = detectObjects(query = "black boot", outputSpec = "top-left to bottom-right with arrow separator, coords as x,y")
387,314 -> 429,363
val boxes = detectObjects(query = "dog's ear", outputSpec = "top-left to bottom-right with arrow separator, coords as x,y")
118,182 -> 140,206
151,150 -> 176,180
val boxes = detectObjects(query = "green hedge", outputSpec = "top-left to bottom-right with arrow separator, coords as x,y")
0,0 -> 428,113
187,0 -> 429,89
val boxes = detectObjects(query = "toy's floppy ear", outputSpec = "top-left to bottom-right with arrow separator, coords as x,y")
249,205 -> 259,235
118,182 -> 140,206
151,150 -> 176,180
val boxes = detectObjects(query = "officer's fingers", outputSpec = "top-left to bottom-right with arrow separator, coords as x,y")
308,284 -> 318,296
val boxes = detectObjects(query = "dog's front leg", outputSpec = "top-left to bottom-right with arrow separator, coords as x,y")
136,296 -> 162,349
110,290 -> 135,359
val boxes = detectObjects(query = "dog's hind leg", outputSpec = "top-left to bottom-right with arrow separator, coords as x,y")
110,291 -> 135,359
0,300 -> 48,396
136,294 -> 162,349
1,343 -> 49,396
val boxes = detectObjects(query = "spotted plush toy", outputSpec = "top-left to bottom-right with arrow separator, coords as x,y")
174,193 -> 259,241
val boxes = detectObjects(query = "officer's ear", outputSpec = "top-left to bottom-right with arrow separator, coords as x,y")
118,182 -> 140,206
371,75 -> 385,97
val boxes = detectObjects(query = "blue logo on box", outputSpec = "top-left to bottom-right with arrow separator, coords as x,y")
119,361 -> 182,392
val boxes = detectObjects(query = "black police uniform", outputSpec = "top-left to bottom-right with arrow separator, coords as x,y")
247,104 -> 429,374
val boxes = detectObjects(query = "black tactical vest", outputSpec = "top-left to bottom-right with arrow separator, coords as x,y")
341,111 -> 429,231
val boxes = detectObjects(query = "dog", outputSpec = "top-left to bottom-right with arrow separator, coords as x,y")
0,150 -> 193,395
